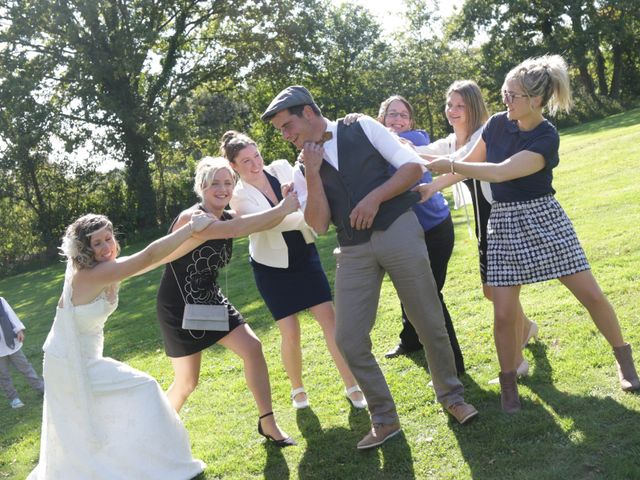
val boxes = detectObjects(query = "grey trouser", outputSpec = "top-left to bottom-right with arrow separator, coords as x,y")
0,348 -> 44,401
333,210 -> 464,424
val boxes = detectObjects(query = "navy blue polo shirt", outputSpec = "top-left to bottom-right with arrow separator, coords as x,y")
482,112 -> 560,202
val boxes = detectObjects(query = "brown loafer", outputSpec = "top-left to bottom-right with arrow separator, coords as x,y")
356,422 -> 402,449
446,401 -> 478,424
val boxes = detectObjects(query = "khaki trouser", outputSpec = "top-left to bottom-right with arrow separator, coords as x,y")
333,210 -> 464,424
0,348 -> 44,401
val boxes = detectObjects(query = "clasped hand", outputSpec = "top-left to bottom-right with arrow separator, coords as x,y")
279,190 -> 300,214
426,157 -> 452,174
411,183 -> 437,203
189,211 -> 215,233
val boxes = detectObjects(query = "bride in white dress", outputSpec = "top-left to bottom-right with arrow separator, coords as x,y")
28,212 -> 213,480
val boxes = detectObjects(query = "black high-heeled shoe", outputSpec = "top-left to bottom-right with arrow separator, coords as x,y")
258,412 -> 296,447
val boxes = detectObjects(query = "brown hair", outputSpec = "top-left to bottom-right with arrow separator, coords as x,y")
219,130 -> 257,164
377,95 -> 415,128
446,80 -> 490,142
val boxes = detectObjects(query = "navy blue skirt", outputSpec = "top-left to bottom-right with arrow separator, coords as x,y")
251,243 -> 332,320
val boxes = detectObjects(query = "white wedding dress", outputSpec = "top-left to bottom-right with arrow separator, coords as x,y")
28,264 -> 205,480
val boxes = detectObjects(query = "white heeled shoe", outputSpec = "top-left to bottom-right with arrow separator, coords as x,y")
345,385 -> 367,409
522,321 -> 539,349
291,387 -> 309,409
488,359 -> 529,385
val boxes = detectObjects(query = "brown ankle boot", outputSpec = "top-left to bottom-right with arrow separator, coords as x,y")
499,370 -> 521,413
613,343 -> 640,392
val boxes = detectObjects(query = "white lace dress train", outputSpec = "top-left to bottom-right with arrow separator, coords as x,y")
28,278 -> 205,480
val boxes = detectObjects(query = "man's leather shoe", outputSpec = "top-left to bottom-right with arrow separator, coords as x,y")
446,401 -> 478,424
356,422 -> 401,449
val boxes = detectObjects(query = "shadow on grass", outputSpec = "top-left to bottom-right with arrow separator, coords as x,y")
450,343 -> 640,480
291,407 -> 415,479
262,441 -> 291,480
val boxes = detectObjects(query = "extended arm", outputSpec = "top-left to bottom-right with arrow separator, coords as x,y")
230,187 -> 307,233
413,172 -> 467,203
73,212 -> 213,300
429,143 -> 546,183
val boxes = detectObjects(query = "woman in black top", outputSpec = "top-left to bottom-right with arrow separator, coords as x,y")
156,156 -> 299,446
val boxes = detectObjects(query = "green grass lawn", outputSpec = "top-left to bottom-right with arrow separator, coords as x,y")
2,109 -> 640,479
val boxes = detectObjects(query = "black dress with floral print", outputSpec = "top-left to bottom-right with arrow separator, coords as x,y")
156,207 -> 245,357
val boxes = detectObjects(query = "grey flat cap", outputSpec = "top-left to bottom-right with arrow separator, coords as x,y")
261,85 -> 318,121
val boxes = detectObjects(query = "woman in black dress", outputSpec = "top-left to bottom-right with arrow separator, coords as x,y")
222,131 -> 365,410
156,156 -> 299,446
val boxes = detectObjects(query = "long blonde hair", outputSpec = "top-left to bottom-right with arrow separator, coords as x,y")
505,54 -> 572,115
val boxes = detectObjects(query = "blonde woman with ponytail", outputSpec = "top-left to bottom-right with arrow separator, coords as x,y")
428,55 -> 640,413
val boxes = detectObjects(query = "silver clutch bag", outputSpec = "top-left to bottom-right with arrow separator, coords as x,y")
181,304 -> 229,332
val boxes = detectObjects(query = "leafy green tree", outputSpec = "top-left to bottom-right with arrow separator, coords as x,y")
0,0 -> 326,229
452,0 -> 640,106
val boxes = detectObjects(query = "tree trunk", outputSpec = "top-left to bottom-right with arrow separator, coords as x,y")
155,148 -> 168,224
425,97 -> 434,140
21,156 -> 59,256
609,43 -> 623,99
594,46 -> 609,96
122,129 -> 157,229
568,4 -> 596,97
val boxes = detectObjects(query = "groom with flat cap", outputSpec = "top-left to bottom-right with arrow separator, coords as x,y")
262,86 -> 478,449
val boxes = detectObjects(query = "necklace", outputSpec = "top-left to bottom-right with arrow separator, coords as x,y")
251,174 -> 276,201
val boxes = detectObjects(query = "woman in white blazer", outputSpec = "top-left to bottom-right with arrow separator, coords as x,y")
222,131 -> 365,410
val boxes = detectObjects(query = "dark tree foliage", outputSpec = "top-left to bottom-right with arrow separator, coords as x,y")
1,0 -> 638,272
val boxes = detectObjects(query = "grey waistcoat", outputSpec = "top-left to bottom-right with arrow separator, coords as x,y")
319,121 -> 419,246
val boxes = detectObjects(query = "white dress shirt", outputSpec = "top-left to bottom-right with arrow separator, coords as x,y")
415,128 -> 493,203
292,116 -> 427,210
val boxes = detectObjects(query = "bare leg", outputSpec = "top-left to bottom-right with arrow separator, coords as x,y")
218,324 -> 289,440
559,270 -> 624,347
167,351 -> 202,412
492,286 -> 522,373
276,315 -> 306,404
309,301 -> 364,403
484,283 -> 531,363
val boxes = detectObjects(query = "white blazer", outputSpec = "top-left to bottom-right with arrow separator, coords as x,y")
230,159 -> 316,268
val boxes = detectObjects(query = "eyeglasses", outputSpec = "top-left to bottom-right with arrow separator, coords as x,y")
386,111 -> 411,120
502,91 -> 529,103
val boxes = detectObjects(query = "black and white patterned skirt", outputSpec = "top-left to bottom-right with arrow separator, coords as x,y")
486,195 -> 590,286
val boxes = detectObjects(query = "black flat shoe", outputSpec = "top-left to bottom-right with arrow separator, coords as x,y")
258,412 -> 297,448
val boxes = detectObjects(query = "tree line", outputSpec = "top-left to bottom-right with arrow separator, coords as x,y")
1,0 -> 638,274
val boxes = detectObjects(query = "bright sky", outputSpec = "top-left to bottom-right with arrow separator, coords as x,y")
332,0 -> 465,36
